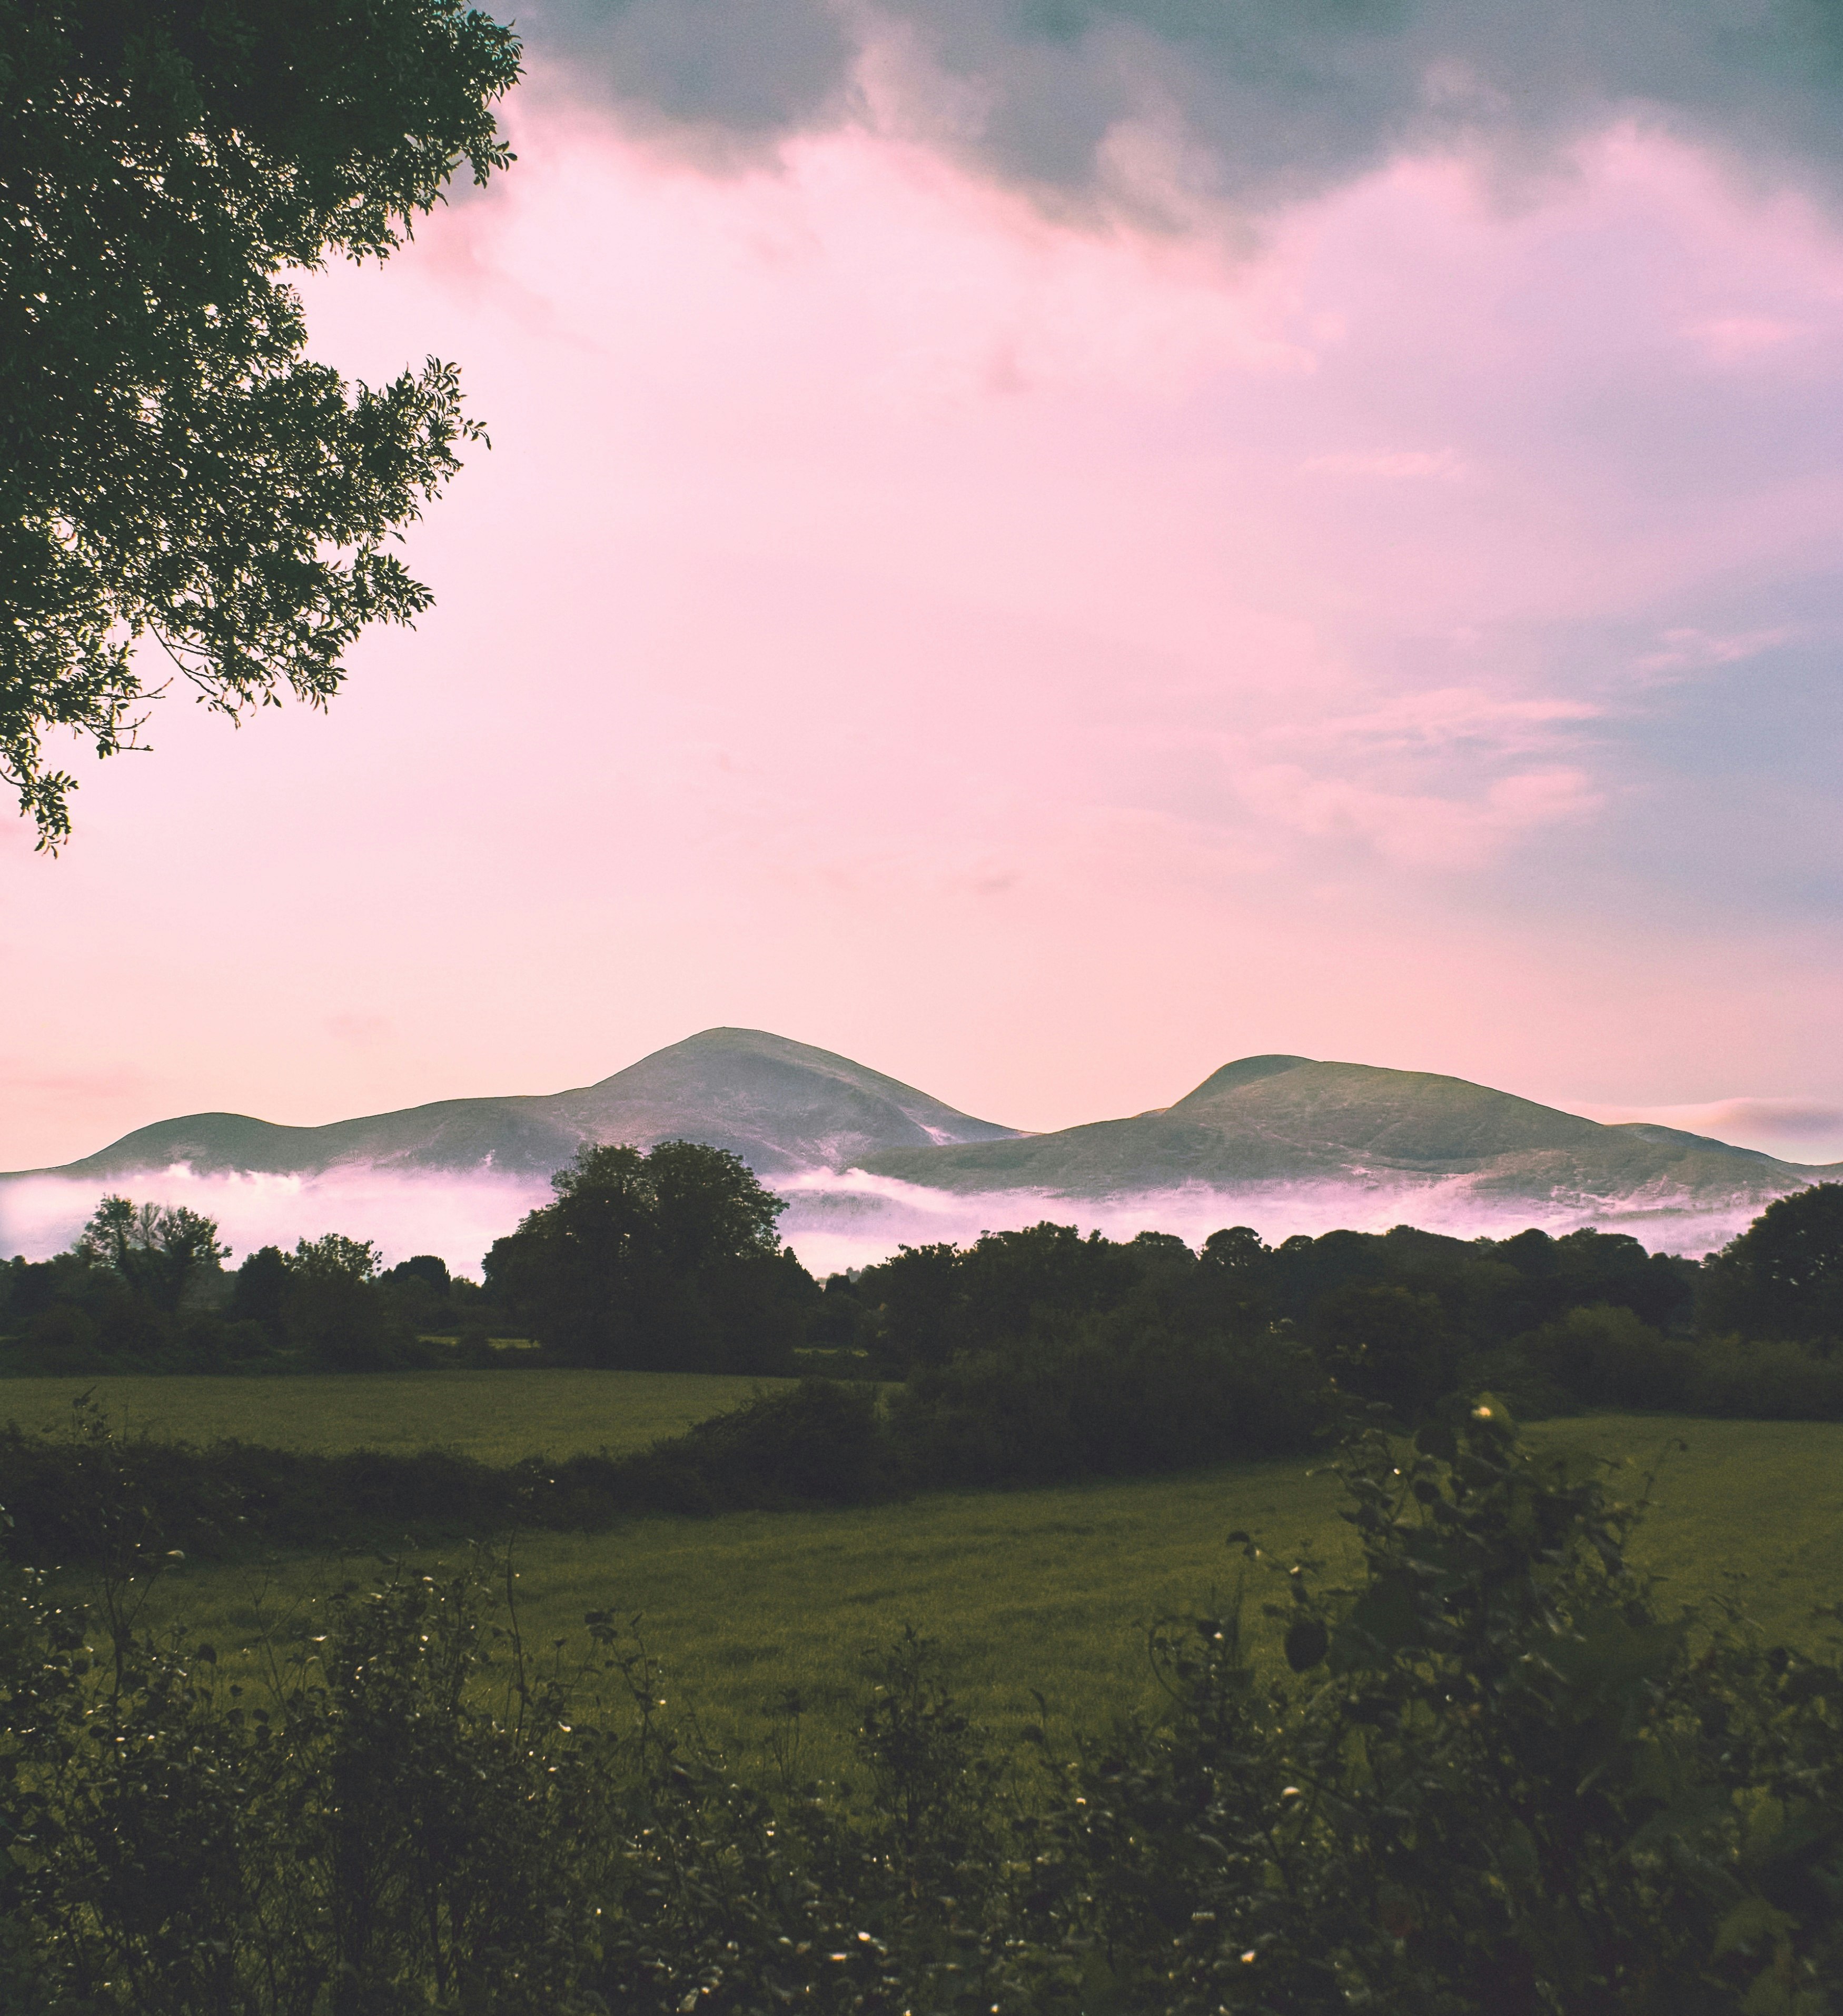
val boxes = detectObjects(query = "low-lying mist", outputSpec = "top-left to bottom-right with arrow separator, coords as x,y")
0,1168 -> 553,1279
1,1158 -> 1759,1278
774,1170 -> 1748,1272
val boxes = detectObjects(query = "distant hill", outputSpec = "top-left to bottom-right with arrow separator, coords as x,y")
9,1039 -> 1837,1254
860,1054 -> 1839,1223
11,1029 -> 1023,1183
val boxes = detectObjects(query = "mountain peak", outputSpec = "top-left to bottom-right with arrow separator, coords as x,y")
1178,1055 -> 1315,1101
14,1028 -> 1020,1184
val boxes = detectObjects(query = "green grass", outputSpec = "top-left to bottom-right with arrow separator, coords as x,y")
135,1457 -> 1356,1777
102,1409 -> 1843,1781
0,1370 -> 791,1463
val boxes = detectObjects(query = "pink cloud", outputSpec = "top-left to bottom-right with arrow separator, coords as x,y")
1633,625 -> 1794,678
3,101 -> 1842,1181
1573,1098 -> 1843,1167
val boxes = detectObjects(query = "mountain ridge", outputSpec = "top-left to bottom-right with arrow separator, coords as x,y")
7,1037 -> 1838,1243
857,1054 -> 1841,1220
8,1029 -> 1024,1183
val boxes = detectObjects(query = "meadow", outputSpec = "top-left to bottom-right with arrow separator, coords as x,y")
0,1368 -> 791,1462
44,1370 -> 1837,1778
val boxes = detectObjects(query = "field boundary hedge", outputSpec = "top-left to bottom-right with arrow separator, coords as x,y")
2,1332 -> 1334,1569
0,1381 -> 899,1568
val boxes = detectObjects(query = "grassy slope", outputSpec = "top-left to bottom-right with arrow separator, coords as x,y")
0,1370 -> 792,1463
73,1389 -> 1840,1780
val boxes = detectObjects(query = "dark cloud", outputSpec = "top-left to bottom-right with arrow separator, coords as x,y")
523,0 -> 1843,204
522,0 -> 857,138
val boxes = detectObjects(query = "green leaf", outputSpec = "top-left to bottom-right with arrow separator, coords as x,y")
1332,1575 -> 1419,1666
1713,1895 -> 1794,1958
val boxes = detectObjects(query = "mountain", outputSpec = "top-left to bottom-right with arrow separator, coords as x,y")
11,1039 -> 1837,1255
858,1054 -> 1840,1224
13,1029 -> 1023,1183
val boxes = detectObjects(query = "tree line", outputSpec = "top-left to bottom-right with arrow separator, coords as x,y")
5,1143 -> 1843,1426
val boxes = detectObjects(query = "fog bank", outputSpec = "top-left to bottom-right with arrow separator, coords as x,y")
1,1159 -> 1761,1281
0,1168 -> 553,1280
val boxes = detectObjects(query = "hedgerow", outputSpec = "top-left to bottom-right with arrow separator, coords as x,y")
3,1401 -> 1839,2012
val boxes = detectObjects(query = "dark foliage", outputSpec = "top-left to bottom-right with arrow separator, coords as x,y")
2,0 -> 521,843
483,1141 -> 811,1373
887,1327 -> 1326,1487
17,1180 -> 1843,1431
4,1406 -> 1840,2011
841,1216 -> 1699,1393
1044,1404 -> 1843,2013
1701,1183 -> 1843,1350
0,1206 -> 505,1374
0,1348 -> 1323,1571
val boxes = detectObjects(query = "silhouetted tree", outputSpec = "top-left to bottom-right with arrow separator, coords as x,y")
2,0 -> 521,843
283,1233 -> 397,1371
75,1194 -> 228,1311
229,1245 -> 290,1335
1191,1224 -> 1275,1340
483,1141 -> 800,1372
1701,1183 -> 1843,1348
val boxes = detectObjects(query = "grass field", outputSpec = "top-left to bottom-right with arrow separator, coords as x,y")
75,1394 -> 1841,1780
0,1370 -> 791,1463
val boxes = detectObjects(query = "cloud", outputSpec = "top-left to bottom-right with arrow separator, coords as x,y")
0,1157 -> 1758,1281
1232,761 -> 1602,869
1294,687 -> 1602,757
1577,1097 -> 1843,1164
526,0 -> 856,145
1633,625 -> 1793,679
1692,313 -> 1810,364
526,0 -> 1843,217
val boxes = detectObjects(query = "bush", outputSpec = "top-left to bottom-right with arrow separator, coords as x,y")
1045,1404 -> 1843,2012
1687,1337 -> 1843,1421
887,1327 -> 1326,1488
668,1377 -> 894,1506
0,1386 -> 896,1570
1514,1302 -> 1697,1411
5,1408 -> 1841,2012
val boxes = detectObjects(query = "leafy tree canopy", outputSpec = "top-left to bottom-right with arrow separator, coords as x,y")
1,0 -> 521,844
75,1190 -> 227,1308
1703,1180 -> 1843,1346
287,1231 -> 380,1283
484,1141 -> 798,1371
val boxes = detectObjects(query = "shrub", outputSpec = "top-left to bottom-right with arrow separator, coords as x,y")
887,1327 -> 1326,1488
1687,1337 -> 1843,1421
5,1407 -> 1842,2011
1044,1403 -> 1843,2012
1514,1302 -> 1697,1411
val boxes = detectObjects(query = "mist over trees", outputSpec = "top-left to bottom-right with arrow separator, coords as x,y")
5,1167 -> 1843,1428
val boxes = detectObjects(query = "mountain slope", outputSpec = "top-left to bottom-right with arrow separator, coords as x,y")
13,1043 -> 1837,1250
858,1055 -> 1838,1216
17,1030 -> 1023,1182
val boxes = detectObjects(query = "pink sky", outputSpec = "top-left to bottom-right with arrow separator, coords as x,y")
5,53 -> 1843,1185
